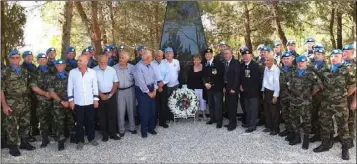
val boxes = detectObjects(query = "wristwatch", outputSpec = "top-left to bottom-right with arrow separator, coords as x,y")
108,93 -> 112,99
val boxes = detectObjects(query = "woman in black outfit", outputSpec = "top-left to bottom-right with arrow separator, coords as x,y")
187,55 -> 207,121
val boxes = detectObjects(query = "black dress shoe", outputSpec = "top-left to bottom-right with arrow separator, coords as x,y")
102,136 -> 109,142
110,135 -> 121,140
148,130 -> 157,135
206,120 -> 215,125
9,146 -> 21,157
263,128 -> 271,133
224,124 -> 230,128
245,128 -> 256,133
216,124 -> 222,129
141,134 -> 147,138
119,133 -> 125,137
227,126 -> 236,131
241,124 -> 249,128
129,130 -> 137,134
159,123 -> 169,128
270,131 -> 278,135
28,136 -> 37,142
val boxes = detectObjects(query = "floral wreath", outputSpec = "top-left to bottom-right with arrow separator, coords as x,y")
168,87 -> 199,118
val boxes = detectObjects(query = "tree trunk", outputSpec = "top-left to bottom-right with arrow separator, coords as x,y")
108,1 -> 116,45
1,1 -> 6,65
91,1 -> 102,55
329,5 -> 336,49
336,8 -> 343,49
98,2 -> 107,46
243,3 -> 253,55
271,1 -> 287,51
74,2 -> 102,55
154,2 -> 161,49
61,1 -> 74,58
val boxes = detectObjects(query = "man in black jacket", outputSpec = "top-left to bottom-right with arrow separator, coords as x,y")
222,49 -> 240,131
203,48 -> 224,128
239,46 -> 261,133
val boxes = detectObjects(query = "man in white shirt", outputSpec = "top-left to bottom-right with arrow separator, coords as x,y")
67,55 -> 100,150
163,47 -> 180,120
261,54 -> 281,135
94,55 -> 120,142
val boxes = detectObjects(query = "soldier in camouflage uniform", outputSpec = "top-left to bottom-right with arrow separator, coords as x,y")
104,45 -> 117,67
313,49 -> 356,160
48,59 -> 75,151
278,51 -> 295,141
83,46 -> 98,68
1,50 -> 36,156
309,48 -> 330,143
65,46 -> 78,72
30,53 -> 53,148
47,47 -> 57,73
21,50 -> 39,142
341,44 -> 356,148
288,55 -> 320,150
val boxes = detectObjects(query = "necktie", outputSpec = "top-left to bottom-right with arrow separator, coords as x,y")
282,66 -> 289,72
296,69 -> 305,76
10,65 -> 21,76
331,64 -> 341,72
224,61 -> 229,83
58,72 -> 66,79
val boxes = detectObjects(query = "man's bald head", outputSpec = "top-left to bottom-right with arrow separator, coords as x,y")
142,50 -> 153,64
264,54 -> 274,68
119,51 -> 130,64
78,55 -> 89,69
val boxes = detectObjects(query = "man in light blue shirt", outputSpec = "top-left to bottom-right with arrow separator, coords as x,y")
151,50 -> 171,128
134,50 -> 158,138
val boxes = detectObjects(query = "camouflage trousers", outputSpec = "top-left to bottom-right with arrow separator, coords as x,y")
3,96 -> 30,145
290,103 -> 312,135
347,96 -> 356,139
36,98 -> 52,136
29,94 -> 39,135
52,102 -> 75,141
320,100 -> 349,144
280,92 -> 291,132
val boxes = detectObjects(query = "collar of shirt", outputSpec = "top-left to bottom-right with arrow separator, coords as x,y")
245,60 -> 251,66
266,64 -> 278,71
225,58 -> 232,64
207,58 -> 214,65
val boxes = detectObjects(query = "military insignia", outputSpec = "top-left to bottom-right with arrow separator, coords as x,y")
51,48 -> 55,51
287,82 -> 290,86
208,49 -> 211,53
72,48 -> 75,51
29,52 -> 32,54
245,69 -> 251,78
212,68 -> 217,75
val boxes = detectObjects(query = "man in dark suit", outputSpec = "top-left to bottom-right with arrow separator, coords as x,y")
222,49 -> 240,131
203,48 -> 224,128
239,46 -> 261,133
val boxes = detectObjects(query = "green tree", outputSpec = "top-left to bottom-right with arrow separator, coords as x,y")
1,1 -> 27,65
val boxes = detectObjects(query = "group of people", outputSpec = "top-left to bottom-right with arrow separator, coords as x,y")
0,37 -> 355,161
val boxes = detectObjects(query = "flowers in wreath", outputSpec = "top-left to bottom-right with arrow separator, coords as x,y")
168,87 -> 199,118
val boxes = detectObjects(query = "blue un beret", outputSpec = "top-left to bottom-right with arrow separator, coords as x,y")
66,47 -> 75,54
87,46 -> 94,51
314,48 -> 325,54
330,49 -> 343,55
304,37 -> 315,44
22,50 -> 33,58
262,46 -> 271,52
342,44 -> 354,51
286,40 -> 296,46
257,44 -> 265,51
46,47 -> 56,55
296,55 -> 307,62
273,41 -> 282,47
82,48 -> 91,54
165,47 -> 173,53
281,51 -> 293,58
239,45 -> 250,55
104,46 -> 112,52
55,59 -> 66,65
36,53 -> 47,59
136,45 -> 144,51
8,49 -> 20,58
312,43 -> 324,50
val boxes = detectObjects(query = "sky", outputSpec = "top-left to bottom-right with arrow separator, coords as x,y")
18,1 -> 60,54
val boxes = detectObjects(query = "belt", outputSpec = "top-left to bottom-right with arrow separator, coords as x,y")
102,92 -> 111,95
118,85 -> 134,90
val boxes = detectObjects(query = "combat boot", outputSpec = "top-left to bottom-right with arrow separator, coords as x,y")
313,140 -> 331,152
309,134 -> 322,143
328,132 -> 334,149
348,138 -> 354,149
302,134 -> 309,149
289,134 -> 301,145
19,138 -> 36,150
342,144 -> 350,160
58,139 -> 65,151
70,132 -> 77,143
285,132 -> 294,142
9,145 -> 21,156
40,135 -> 50,148
334,135 -> 341,143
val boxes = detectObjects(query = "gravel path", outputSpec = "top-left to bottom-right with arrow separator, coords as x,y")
1,119 -> 356,163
